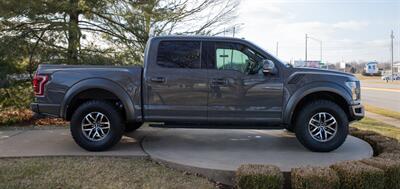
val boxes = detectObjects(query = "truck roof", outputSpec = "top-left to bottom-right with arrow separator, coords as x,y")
150,35 -> 247,42
149,35 -> 286,66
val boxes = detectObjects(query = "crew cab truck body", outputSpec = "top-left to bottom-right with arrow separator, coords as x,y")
31,36 -> 364,152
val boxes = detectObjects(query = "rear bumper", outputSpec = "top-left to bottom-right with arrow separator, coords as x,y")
349,103 -> 364,120
30,103 -> 60,117
30,103 -> 39,113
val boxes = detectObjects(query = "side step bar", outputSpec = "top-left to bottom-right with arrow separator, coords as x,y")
149,123 -> 283,130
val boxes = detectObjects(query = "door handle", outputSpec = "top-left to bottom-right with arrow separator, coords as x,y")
150,77 -> 166,83
211,78 -> 227,85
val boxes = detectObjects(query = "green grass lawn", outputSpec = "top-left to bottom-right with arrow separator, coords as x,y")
351,117 -> 400,141
0,157 -> 214,189
364,104 -> 400,120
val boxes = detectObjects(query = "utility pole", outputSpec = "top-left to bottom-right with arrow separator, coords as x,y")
276,42 -> 279,57
305,34 -> 323,64
305,34 -> 308,62
320,41 -> 322,62
391,30 -> 395,81
231,23 -> 244,38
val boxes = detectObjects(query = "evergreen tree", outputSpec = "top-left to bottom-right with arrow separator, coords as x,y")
0,0 -> 239,78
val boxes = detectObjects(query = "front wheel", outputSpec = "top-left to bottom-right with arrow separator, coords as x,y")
70,100 -> 124,151
295,100 -> 348,152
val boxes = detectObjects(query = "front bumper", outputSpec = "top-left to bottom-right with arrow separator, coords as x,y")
350,103 -> 364,120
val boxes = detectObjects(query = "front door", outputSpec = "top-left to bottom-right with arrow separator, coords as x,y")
206,42 -> 283,125
144,40 -> 208,122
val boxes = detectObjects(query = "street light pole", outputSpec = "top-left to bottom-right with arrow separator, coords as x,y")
231,23 -> 244,38
305,34 -> 308,62
276,42 -> 279,57
391,30 -> 395,82
305,34 -> 323,64
320,41 -> 322,62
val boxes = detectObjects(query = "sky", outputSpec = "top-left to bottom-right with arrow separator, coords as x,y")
233,0 -> 400,63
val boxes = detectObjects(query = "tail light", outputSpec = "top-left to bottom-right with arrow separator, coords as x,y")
33,74 -> 49,97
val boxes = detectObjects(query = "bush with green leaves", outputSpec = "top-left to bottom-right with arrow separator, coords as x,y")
236,164 -> 283,189
291,166 -> 339,189
0,82 -> 33,109
330,161 -> 385,189
361,157 -> 400,189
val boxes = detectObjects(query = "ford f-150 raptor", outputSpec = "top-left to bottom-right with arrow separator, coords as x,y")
31,36 -> 364,152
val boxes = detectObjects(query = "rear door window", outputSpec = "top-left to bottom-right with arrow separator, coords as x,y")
157,41 -> 201,69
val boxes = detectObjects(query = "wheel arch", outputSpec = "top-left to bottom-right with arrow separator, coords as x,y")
60,78 -> 137,122
284,82 -> 352,129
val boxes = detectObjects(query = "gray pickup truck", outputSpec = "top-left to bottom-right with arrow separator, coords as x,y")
31,36 -> 364,152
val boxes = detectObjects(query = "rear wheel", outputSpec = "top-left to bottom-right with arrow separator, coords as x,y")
295,100 -> 348,152
70,100 -> 124,151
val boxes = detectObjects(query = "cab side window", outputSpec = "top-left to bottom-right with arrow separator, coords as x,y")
215,43 -> 264,75
157,41 -> 201,69
216,48 -> 249,72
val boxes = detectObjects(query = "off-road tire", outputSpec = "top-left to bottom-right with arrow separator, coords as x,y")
295,100 -> 348,152
70,100 -> 124,151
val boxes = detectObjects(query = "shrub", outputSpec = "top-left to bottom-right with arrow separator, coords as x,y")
379,152 -> 400,160
0,82 -> 33,109
236,164 -> 283,189
331,161 -> 385,189
362,135 -> 399,154
349,128 -> 379,140
361,157 -> 400,189
291,166 -> 339,189
376,141 -> 400,154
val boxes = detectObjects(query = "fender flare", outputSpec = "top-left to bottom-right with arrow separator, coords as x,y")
60,78 -> 136,122
283,81 -> 352,125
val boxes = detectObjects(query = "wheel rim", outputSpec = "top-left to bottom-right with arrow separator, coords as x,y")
308,112 -> 338,142
81,112 -> 110,141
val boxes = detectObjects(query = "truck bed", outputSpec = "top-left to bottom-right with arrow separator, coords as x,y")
33,64 -> 143,121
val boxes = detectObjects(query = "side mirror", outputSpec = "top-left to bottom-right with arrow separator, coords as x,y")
262,59 -> 276,75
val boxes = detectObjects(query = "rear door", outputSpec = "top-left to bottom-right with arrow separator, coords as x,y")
143,40 -> 208,122
205,41 -> 284,125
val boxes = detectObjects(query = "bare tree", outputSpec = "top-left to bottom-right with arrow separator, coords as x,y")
0,0 -> 239,70
85,0 -> 240,64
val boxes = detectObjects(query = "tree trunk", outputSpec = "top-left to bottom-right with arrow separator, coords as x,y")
67,0 -> 80,64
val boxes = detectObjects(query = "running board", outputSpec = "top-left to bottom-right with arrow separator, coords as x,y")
149,123 -> 284,130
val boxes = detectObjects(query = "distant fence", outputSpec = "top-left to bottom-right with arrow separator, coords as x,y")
0,73 -> 31,88
6,73 -> 31,81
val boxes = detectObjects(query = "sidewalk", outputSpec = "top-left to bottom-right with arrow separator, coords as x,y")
365,111 -> 400,128
0,128 -> 147,158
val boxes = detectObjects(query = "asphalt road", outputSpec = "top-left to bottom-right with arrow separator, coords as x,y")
361,80 -> 400,112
